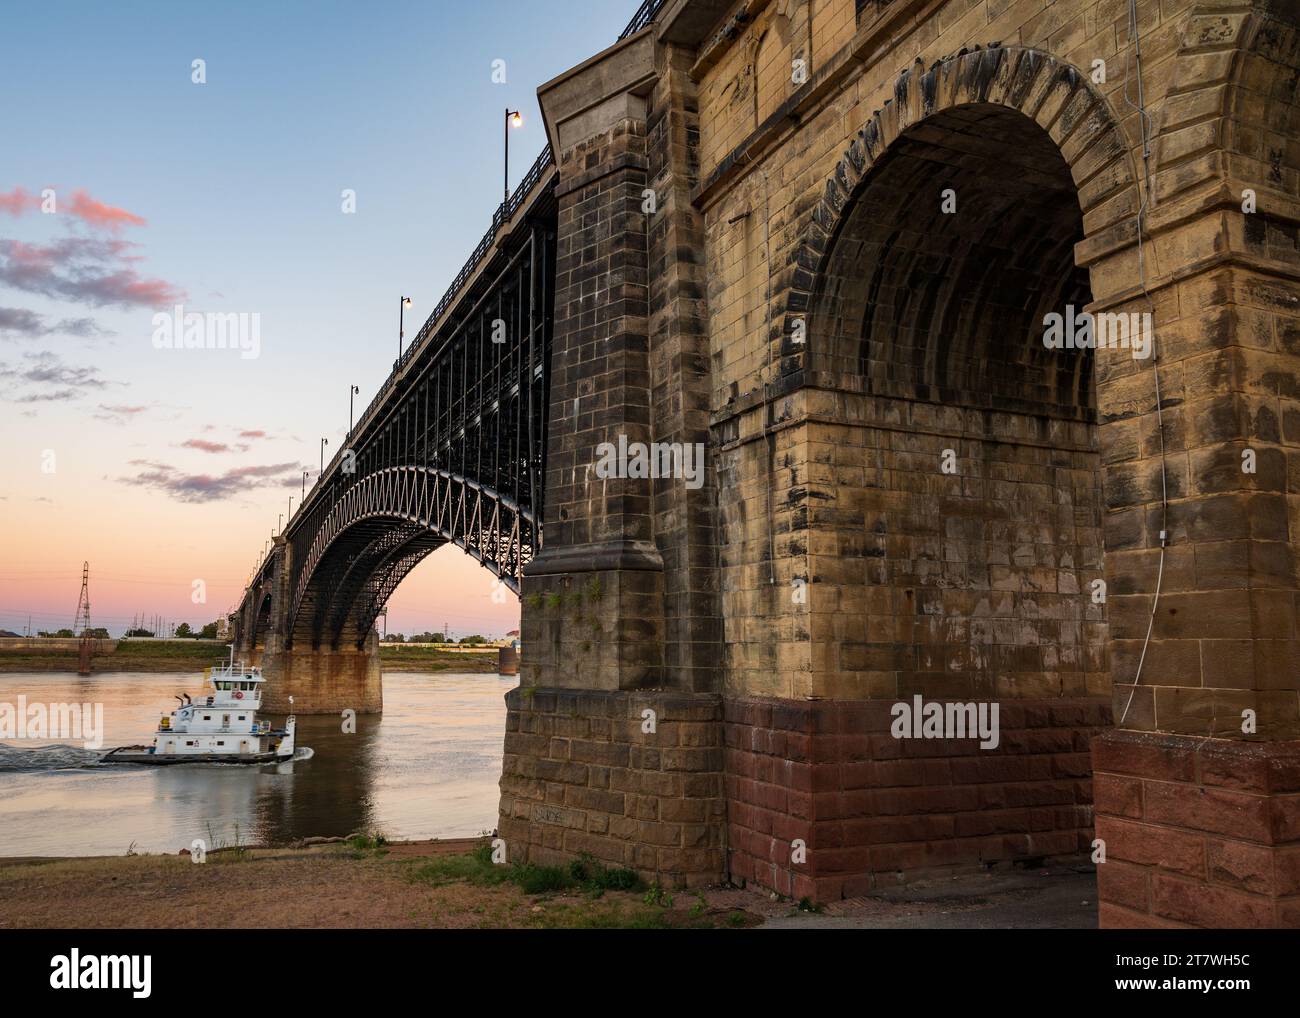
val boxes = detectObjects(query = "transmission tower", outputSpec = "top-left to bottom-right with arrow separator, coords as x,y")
73,561 -> 91,635
74,562 -> 92,676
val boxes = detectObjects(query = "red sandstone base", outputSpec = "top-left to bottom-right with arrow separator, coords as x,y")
1092,729 -> 1300,928
724,696 -> 1110,901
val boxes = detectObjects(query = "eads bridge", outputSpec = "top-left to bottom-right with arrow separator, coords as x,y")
233,0 -> 1300,928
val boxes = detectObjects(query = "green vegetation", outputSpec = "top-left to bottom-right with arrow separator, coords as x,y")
412,845 -> 641,896
376,644 -> 498,673
643,881 -> 675,908
0,638 -> 223,673
405,846 -> 753,929
0,638 -> 501,674
345,832 -> 389,857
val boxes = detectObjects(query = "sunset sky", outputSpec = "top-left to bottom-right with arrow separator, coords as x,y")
0,0 -> 636,639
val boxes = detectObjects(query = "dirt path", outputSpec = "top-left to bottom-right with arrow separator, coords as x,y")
0,840 -> 1096,930
0,840 -> 748,929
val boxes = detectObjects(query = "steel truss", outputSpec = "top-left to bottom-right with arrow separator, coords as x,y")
283,220 -> 554,650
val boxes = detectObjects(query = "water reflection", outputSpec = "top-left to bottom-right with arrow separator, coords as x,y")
0,671 -> 511,856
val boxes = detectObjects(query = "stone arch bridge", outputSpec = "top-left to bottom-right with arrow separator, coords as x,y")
233,0 -> 1300,928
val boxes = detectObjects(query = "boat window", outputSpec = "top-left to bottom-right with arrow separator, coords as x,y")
217,741 -> 225,746
203,715 -> 211,721
237,715 -> 246,721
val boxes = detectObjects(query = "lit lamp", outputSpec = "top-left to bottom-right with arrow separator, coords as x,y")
399,295 -> 413,360
504,109 -> 523,203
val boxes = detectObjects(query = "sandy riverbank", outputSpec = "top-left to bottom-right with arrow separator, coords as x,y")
0,838 -> 759,929
0,641 -> 500,674
0,835 -> 1098,929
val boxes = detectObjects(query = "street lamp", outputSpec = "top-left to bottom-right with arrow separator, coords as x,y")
504,108 -> 523,204
302,469 -> 309,499
277,513 -> 284,535
349,384 -> 360,437
398,296 -> 412,361
320,437 -> 329,473
288,495 -> 294,522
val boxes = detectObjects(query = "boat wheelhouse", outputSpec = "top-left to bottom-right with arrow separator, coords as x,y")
102,652 -> 302,765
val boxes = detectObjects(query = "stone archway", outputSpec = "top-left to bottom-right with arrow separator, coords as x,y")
785,46 -> 1139,365
723,47 -> 1148,901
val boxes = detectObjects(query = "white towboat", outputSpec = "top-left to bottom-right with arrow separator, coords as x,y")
102,654 -> 302,765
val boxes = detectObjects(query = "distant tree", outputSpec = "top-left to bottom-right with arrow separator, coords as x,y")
409,631 -> 446,643
459,634 -> 486,645
381,633 -> 405,643
174,622 -> 194,638
52,628 -> 75,638
85,627 -> 110,639
199,622 -> 219,639
124,627 -> 154,638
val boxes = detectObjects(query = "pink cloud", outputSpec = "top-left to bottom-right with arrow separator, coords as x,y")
66,189 -> 146,230
181,439 -> 230,454
0,187 -> 37,216
0,186 -> 146,230
0,236 -> 184,308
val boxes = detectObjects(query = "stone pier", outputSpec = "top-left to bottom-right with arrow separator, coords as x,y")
237,536 -> 383,715
499,0 -> 1300,929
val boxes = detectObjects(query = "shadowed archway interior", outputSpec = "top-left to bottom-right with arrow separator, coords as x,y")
811,103 -> 1095,422
801,99 -> 1111,719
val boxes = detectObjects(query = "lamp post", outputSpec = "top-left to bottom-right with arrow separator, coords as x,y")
504,108 -> 523,204
349,384 -> 360,437
288,495 -> 294,522
398,296 -> 412,361
320,437 -> 328,473
277,513 -> 283,535
302,469 -> 309,499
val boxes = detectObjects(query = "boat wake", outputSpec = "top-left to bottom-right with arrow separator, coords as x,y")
0,743 -> 105,772
291,746 -> 314,761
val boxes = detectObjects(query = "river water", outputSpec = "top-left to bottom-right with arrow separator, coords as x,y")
0,671 -> 512,857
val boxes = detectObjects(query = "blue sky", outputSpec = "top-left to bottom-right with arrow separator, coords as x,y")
0,1 -> 639,637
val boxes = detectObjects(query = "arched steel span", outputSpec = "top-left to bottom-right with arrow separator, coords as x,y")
256,205 -> 555,651
233,0 -> 668,652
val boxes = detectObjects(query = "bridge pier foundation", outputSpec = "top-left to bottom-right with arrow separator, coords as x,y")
498,686 -> 725,887
258,631 -> 382,715
491,0 -> 1300,928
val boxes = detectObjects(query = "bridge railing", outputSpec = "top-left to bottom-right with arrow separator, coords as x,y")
287,0 -> 667,537
620,0 -> 663,37
395,144 -> 553,377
